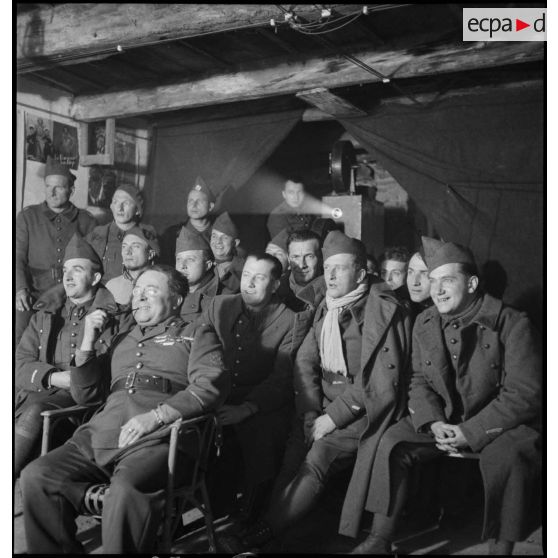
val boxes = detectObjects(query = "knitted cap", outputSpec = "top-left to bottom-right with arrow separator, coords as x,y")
188,176 -> 216,204
421,236 -> 476,272
44,156 -> 76,183
63,234 -> 102,268
175,226 -> 210,255
212,212 -> 239,239
123,226 -> 160,256
322,230 -> 366,261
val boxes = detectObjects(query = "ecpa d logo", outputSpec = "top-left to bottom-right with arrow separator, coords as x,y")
463,8 -> 546,41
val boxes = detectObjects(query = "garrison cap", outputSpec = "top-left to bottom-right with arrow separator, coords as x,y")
189,176 -> 216,204
63,234 -> 103,269
123,226 -> 160,256
175,226 -> 210,255
421,236 -> 476,272
44,156 -> 76,184
322,230 -> 366,262
114,183 -> 143,207
268,228 -> 289,253
212,212 -> 239,239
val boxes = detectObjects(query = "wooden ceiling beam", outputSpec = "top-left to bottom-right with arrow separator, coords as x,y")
296,88 -> 367,117
71,41 -> 543,121
17,4 -> 369,72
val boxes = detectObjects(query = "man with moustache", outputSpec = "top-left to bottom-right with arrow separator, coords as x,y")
15,157 -> 97,344
20,264 -> 229,554
351,237 -> 541,555
15,235 -> 127,479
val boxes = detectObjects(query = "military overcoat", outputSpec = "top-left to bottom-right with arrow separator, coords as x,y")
366,294 -> 542,540
15,202 -> 97,295
294,281 -> 412,538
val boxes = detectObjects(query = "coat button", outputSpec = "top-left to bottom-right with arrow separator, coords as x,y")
71,343 -> 76,348
452,323 -> 459,329
452,354 -> 457,360
490,363 -> 498,369
128,388 -> 135,394
238,347 -> 242,351
483,344 -> 490,349
136,362 -> 143,369
38,345 -> 42,350
480,325 -> 486,330
99,339 -> 105,344
387,364 -> 395,369
235,359 -> 240,364
72,322 -> 78,326
138,342 -> 144,347
382,347 -> 389,352
56,248 -> 62,252
449,338 -> 457,344
136,352 -> 142,357
393,381 -> 398,387
71,332 -> 77,337
70,353 -> 74,359
57,259 -> 62,263
425,360 -> 431,365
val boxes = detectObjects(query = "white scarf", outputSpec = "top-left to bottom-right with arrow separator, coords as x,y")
319,283 -> 368,376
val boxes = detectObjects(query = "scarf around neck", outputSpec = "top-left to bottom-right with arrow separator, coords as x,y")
319,282 -> 368,376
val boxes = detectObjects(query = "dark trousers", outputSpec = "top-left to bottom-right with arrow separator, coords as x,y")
21,441 -> 188,554
266,426 -> 360,534
15,389 -> 76,478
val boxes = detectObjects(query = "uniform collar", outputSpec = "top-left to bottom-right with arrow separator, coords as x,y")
315,284 -> 370,325
134,313 -> 185,340
41,201 -> 79,222
296,274 -> 326,307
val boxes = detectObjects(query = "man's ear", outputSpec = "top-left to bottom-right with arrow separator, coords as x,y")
356,268 -> 367,284
209,202 -> 215,213
147,250 -> 157,263
91,272 -> 102,287
234,238 -> 240,248
172,294 -> 184,310
467,275 -> 479,293
205,259 -> 214,271
271,278 -> 281,294
281,190 -> 287,202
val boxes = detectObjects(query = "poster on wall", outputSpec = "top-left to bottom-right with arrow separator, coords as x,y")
114,131 -> 138,187
87,165 -> 117,208
25,112 -> 79,169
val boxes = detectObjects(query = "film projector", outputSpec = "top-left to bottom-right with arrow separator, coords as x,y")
325,141 -> 384,256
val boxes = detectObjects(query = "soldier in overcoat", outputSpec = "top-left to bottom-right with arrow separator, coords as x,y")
15,234 -> 128,478
20,265 -> 229,554
351,237 -> 542,555
15,157 -> 97,343
239,231 -> 411,549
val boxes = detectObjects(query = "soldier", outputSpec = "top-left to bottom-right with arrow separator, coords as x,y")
266,177 -> 315,239
239,231 -> 411,550
380,246 -> 411,291
86,184 -> 157,282
15,234 -> 129,478
105,226 -> 160,304
210,212 -> 245,294
175,227 -> 223,324
351,237 -> 541,555
20,265 -> 229,554
160,176 -> 216,265
284,229 -> 325,314
406,249 -> 433,321
15,156 -> 97,344
201,253 -> 297,525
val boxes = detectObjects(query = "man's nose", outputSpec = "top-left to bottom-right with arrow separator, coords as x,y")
413,274 -> 421,286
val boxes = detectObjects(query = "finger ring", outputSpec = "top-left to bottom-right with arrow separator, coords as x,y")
127,428 -> 134,432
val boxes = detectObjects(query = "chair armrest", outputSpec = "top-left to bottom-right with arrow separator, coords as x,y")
40,404 -> 101,420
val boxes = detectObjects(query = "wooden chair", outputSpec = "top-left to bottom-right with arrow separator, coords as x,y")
41,408 -> 220,553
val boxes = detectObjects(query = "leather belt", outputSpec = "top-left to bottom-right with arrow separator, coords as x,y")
111,371 -> 186,395
322,370 -> 353,385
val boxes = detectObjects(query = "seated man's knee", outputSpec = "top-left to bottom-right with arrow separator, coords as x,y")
20,455 -> 50,491
16,402 -> 46,437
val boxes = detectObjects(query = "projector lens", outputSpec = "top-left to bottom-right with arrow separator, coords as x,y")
331,208 -> 343,219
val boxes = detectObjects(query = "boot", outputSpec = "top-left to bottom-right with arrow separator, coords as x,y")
488,538 -> 514,555
351,533 -> 393,555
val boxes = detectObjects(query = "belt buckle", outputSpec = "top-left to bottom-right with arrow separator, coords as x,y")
124,371 -> 137,389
